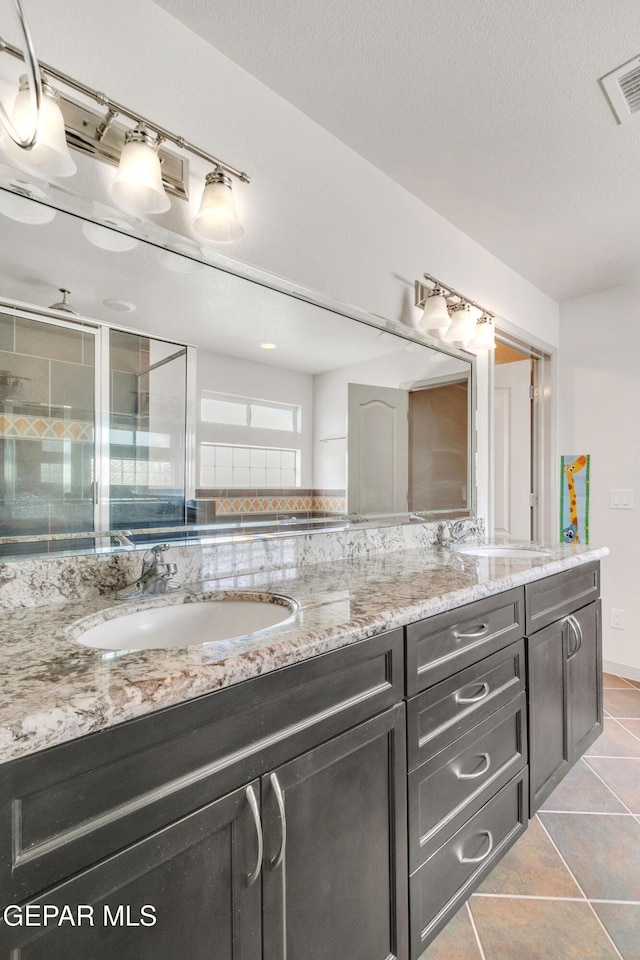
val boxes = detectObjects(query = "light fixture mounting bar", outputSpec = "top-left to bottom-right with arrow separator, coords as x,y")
414,272 -> 495,319
0,36 -> 251,184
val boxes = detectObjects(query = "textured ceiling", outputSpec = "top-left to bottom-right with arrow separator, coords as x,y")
155,0 -> 640,301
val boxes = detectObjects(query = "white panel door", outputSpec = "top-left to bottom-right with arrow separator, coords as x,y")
494,360 -> 531,539
347,383 -> 408,515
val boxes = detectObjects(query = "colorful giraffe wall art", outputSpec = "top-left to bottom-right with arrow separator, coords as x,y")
560,454 -> 590,544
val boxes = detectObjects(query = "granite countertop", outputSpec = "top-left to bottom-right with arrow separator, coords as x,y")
0,541 -> 608,764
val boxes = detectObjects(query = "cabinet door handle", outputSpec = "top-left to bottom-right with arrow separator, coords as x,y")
455,752 -> 491,780
567,614 -> 584,660
455,682 -> 490,704
454,623 -> 489,640
458,829 -> 494,864
270,772 -> 287,870
245,785 -> 263,887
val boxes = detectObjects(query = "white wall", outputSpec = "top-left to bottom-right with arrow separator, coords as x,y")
10,0 -> 560,512
559,280 -> 640,677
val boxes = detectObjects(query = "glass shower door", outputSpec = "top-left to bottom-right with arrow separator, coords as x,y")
0,309 -> 98,555
108,329 -> 187,533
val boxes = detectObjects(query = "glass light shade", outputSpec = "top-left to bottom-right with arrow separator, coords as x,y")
109,133 -> 170,216
192,171 -> 244,242
468,317 -> 496,351
445,303 -> 477,345
6,79 -> 76,178
82,220 -> 139,252
0,183 -> 55,223
419,290 -> 450,334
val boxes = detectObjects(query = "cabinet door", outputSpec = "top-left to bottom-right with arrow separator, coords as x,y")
0,783 -> 262,960
568,600 -> 603,761
527,619 -> 571,814
261,704 -> 408,960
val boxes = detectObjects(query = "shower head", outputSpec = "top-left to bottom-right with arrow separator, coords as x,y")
49,288 -> 79,315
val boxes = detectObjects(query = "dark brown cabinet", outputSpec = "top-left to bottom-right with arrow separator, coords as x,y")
0,783 -> 263,960
0,631 -> 407,960
526,566 -> 602,813
261,705 -> 407,960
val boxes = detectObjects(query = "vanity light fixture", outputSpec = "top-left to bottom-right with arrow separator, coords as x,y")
82,218 -> 139,252
109,126 -> 169,216
4,75 -> 76,177
260,342 -> 277,350
0,23 -> 250,238
445,302 -> 477,346
467,312 -> 496,351
193,167 -> 244,242
415,273 -> 497,351
418,285 -> 450,334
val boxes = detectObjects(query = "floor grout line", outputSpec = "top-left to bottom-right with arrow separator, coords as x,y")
465,900 -> 487,960
535,814 -> 588,901
585,901 -> 626,960
537,810 -> 634,816
583,757 -> 638,816
611,716 -> 640,743
471,893 -> 587,901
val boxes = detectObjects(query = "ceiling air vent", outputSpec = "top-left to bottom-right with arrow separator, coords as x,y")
600,55 -> 640,124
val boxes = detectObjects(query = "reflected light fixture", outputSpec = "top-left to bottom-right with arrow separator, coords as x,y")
0,17 -> 251,239
260,342 -> 277,350
82,218 -> 139,252
0,178 -> 55,223
193,167 -> 244,242
5,76 -> 76,177
418,285 -> 450,334
415,273 -> 497,351
109,126 -> 170,216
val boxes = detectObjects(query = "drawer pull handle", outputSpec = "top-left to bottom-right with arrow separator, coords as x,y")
458,829 -> 494,864
456,753 -> 491,780
455,682 -> 490,704
455,623 -> 489,640
270,772 -> 287,870
245,785 -> 263,887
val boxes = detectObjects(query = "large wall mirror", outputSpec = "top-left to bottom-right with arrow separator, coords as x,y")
0,176 -> 474,558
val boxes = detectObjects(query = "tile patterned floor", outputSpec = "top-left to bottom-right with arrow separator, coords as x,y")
419,673 -> 640,960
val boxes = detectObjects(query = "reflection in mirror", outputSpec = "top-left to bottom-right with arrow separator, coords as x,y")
0,181 -> 474,558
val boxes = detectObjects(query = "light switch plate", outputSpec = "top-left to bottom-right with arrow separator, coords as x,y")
611,489 -> 634,509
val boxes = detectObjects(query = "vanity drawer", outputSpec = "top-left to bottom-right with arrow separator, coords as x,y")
0,628 -> 403,904
408,692 -> 527,871
409,768 -> 528,959
525,561 -> 600,634
406,588 -> 524,696
407,638 -> 526,770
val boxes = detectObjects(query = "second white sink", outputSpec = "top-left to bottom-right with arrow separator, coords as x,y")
73,594 -> 297,651
454,545 -> 551,559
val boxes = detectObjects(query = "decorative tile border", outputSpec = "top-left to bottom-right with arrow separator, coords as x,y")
212,495 -> 347,516
0,413 -> 93,442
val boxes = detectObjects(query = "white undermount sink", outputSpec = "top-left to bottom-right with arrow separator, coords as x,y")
73,594 -> 297,651
454,545 -> 551,559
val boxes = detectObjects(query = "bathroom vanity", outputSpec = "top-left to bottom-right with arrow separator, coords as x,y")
0,544 -> 604,960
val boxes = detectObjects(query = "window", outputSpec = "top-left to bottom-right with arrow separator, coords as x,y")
200,443 -> 299,488
201,392 -> 300,433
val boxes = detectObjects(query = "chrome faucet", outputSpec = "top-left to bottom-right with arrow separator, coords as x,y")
115,543 -> 179,600
438,513 -> 482,547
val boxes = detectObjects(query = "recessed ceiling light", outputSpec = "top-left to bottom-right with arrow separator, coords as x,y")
103,299 -> 136,312
260,342 -> 277,350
